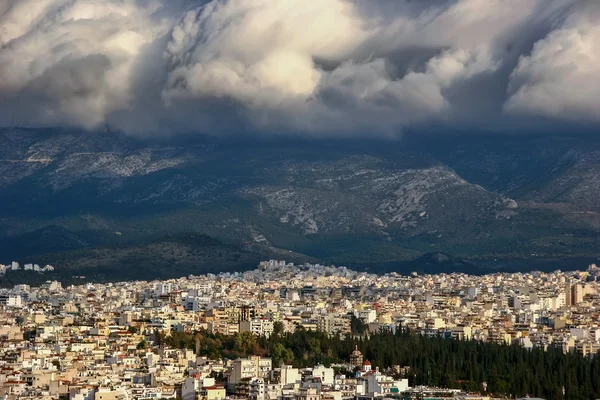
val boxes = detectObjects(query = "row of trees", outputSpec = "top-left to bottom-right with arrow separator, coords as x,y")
157,325 -> 600,400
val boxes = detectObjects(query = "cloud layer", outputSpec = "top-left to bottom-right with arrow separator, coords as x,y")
0,0 -> 598,135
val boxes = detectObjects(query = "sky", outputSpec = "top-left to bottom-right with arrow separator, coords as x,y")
0,0 -> 598,137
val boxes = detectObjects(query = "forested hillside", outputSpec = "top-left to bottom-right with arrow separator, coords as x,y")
160,327 -> 600,400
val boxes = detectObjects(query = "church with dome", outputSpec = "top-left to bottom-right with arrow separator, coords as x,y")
349,345 -> 363,367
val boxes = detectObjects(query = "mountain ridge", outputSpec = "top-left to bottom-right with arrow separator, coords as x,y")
1,128 -> 599,281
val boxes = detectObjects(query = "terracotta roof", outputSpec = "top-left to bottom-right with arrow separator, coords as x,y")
204,385 -> 225,390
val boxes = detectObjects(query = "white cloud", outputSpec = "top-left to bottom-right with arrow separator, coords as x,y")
0,0 -> 597,134
505,5 -> 600,122
162,0 -> 365,108
160,0 -> 529,133
0,0 -> 168,128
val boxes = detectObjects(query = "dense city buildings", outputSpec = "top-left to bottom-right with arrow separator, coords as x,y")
0,260 -> 599,399
0,262 -> 54,275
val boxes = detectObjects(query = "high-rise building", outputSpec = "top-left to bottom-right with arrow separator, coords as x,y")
565,283 -> 572,307
572,284 -> 584,305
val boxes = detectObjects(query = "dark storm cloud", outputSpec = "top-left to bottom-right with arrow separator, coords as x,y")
0,0 -> 598,136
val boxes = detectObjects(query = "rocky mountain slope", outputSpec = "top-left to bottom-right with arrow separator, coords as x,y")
0,128 -> 599,279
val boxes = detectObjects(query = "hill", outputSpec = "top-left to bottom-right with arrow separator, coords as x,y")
1,129 -> 599,281
0,232 -> 314,286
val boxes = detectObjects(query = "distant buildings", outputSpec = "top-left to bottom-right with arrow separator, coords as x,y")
0,261 -> 54,275
0,259 -> 597,398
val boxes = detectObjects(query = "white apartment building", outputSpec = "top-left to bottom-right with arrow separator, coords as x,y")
228,357 -> 273,391
240,319 -> 275,338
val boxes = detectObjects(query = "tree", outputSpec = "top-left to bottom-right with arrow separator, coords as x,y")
271,342 -> 294,366
234,331 -> 257,354
209,370 -> 225,383
350,315 -> 368,335
272,321 -> 284,338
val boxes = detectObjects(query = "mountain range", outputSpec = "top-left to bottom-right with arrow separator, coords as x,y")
1,128 -> 599,283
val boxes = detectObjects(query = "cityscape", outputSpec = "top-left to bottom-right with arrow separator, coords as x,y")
1,0 -> 600,399
0,260 -> 599,399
